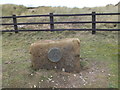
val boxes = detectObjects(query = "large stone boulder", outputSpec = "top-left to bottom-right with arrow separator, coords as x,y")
30,38 -> 81,73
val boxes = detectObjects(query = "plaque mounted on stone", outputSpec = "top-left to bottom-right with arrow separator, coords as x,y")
30,38 -> 81,73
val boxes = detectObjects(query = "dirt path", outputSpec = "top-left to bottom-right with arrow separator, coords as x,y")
23,59 -> 111,88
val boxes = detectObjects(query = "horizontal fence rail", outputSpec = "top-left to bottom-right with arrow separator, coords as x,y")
2,29 -> 120,32
0,12 -> 120,34
1,21 -> 120,26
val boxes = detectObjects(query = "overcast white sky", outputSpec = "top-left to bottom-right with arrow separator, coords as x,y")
0,0 -> 119,8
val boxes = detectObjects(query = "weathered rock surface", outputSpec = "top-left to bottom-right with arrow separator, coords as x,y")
30,38 -> 81,73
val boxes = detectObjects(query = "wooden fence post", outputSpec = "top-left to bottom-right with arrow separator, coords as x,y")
92,12 -> 96,34
50,13 -> 54,31
13,14 -> 18,33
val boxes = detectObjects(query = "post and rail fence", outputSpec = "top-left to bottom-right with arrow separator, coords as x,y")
0,12 -> 120,34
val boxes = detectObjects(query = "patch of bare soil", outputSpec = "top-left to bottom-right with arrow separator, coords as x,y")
26,59 -> 110,88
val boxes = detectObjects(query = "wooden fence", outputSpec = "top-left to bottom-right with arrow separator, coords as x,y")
0,12 -> 120,34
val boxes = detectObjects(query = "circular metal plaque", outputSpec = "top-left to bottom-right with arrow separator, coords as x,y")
48,47 -> 62,62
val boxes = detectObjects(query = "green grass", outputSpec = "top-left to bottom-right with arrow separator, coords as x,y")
1,4 -> 118,16
2,31 -> 118,88
1,3 -> 119,88
1,4 -> 118,31
1,4 -> 27,16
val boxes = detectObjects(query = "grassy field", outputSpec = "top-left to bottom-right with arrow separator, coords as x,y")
1,4 -> 118,31
1,4 -> 118,16
2,31 -> 118,88
1,4 -> 119,88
